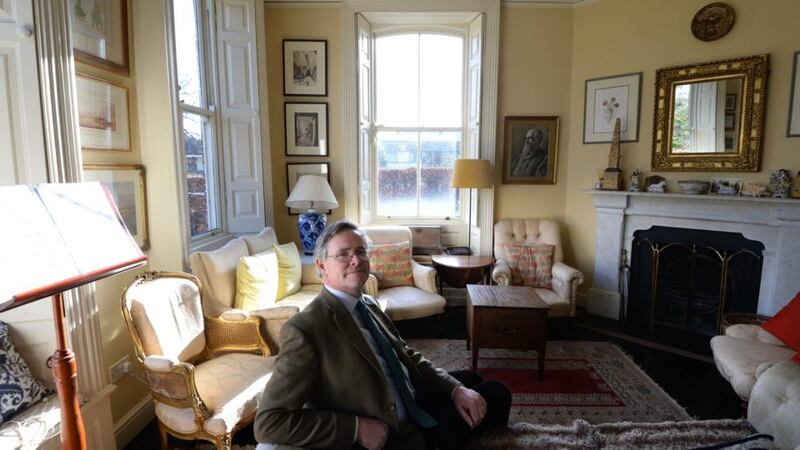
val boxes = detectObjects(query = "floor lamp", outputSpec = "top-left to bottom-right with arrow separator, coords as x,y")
451,159 -> 492,254
1,183 -> 147,450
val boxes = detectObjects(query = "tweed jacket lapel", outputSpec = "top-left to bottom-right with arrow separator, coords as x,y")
319,287 -> 384,377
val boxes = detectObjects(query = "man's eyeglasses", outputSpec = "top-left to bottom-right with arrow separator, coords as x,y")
328,248 -> 369,263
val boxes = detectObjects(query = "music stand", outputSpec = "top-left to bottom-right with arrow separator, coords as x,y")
0,182 -> 148,450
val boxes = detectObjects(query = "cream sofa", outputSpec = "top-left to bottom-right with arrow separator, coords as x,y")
189,228 -> 323,351
747,360 -> 800,449
710,324 -> 795,401
492,219 -> 584,317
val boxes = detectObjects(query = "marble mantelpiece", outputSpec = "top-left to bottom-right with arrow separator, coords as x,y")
586,190 -> 800,319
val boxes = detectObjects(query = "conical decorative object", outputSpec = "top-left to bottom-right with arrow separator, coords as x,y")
601,118 -> 624,190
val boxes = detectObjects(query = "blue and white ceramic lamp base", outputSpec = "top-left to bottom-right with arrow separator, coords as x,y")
298,211 -> 327,255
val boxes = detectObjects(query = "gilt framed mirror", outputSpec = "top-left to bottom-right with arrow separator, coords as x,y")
651,55 -> 769,172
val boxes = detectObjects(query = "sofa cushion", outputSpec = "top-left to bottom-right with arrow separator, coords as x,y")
274,243 -> 302,299
197,239 -> 249,308
761,291 -> 800,351
709,335 -> 796,400
234,251 -> 280,310
376,286 -> 445,321
0,321 -> 53,424
504,243 -> 555,289
534,288 -> 571,317
241,228 -> 279,255
368,242 -> 414,288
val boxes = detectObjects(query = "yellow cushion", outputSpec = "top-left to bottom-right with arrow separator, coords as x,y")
234,251 -> 279,310
274,242 -> 302,299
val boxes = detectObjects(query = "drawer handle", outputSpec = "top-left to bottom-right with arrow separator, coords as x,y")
497,325 -> 518,335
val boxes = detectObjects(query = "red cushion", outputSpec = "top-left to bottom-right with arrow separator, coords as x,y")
793,353 -> 800,364
761,291 -> 800,351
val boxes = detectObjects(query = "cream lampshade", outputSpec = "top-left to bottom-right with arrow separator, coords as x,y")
451,159 -> 492,254
285,175 -> 339,254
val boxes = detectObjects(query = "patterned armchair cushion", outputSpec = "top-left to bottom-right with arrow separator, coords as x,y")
0,321 -> 52,424
503,243 -> 555,289
368,241 -> 414,288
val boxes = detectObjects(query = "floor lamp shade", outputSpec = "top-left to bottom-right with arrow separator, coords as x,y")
286,175 -> 339,254
451,159 -> 492,254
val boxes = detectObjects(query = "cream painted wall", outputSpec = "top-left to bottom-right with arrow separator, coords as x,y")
494,6 -> 573,223
264,7 -> 345,246
563,0 -> 800,303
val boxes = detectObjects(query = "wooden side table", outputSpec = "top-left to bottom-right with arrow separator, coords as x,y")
466,284 -> 550,380
431,255 -> 494,293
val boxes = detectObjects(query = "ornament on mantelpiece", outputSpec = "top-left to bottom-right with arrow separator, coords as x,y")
629,169 -> 642,192
769,169 -> 792,198
741,181 -> 769,197
792,170 -> 800,199
600,118 -> 623,190
645,175 -> 667,193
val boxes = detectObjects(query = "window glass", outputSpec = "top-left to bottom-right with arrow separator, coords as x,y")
420,131 -> 460,217
173,0 -> 204,108
376,131 -> 418,216
420,34 -> 463,127
376,34 -> 419,127
182,112 -> 218,236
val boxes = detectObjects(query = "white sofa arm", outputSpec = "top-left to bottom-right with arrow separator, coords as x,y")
412,261 -> 437,294
725,324 -> 786,347
492,259 -> 511,286
551,262 -> 584,317
748,360 -> 800,450
364,274 -> 379,296
301,262 -> 323,285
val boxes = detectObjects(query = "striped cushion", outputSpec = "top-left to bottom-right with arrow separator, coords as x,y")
503,243 -> 555,289
368,242 -> 414,288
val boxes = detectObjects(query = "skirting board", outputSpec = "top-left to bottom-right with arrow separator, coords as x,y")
114,395 -> 154,449
587,288 -> 621,319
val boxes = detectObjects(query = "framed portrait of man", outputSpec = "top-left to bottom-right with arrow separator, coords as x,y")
502,116 -> 560,184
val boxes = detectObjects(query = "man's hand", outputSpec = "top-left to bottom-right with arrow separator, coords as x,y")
356,416 -> 389,450
452,386 -> 487,429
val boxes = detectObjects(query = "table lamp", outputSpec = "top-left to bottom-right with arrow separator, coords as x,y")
451,159 -> 493,254
286,174 -> 339,254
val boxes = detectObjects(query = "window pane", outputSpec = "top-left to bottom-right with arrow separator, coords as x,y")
377,131 -> 418,216
376,34 -> 419,127
420,131 -> 460,217
420,34 -> 463,127
173,0 -> 204,107
182,112 -> 219,236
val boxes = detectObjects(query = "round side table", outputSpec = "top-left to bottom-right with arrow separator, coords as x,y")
431,255 -> 495,293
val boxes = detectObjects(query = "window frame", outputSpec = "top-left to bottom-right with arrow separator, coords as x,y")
370,27 -> 469,224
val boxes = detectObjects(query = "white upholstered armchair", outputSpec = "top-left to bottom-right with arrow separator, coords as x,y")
361,226 -> 447,320
493,219 -> 584,317
121,271 -> 274,450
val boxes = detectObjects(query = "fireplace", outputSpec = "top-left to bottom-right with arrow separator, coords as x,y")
625,226 -> 763,353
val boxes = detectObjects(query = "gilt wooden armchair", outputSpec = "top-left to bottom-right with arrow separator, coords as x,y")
121,271 -> 275,450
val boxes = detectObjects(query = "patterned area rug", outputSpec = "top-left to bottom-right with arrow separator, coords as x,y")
406,339 -> 691,425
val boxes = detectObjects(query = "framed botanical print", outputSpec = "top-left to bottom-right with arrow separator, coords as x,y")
76,73 -> 131,151
502,116 -> 560,184
583,72 -> 642,143
70,0 -> 130,74
83,164 -> 149,250
286,163 -> 331,215
285,102 -> 328,156
283,39 -> 327,96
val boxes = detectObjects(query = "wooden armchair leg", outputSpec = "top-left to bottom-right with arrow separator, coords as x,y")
216,434 -> 232,450
157,421 -> 170,450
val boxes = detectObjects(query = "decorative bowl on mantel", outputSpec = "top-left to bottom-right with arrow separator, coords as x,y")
678,180 -> 710,194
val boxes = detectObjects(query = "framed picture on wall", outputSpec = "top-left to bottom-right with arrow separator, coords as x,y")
76,73 -> 131,151
788,51 -> 800,137
725,93 -> 738,112
502,116 -> 560,185
83,164 -> 149,250
286,163 -> 331,215
70,0 -> 130,74
583,72 -> 642,144
285,102 -> 328,156
283,39 -> 327,96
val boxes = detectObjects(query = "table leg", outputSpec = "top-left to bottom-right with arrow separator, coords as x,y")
538,313 -> 547,381
471,343 -> 478,372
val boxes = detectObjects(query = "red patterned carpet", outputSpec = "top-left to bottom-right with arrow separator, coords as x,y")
406,339 -> 691,425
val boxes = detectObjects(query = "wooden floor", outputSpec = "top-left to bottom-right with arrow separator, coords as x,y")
124,306 -> 742,449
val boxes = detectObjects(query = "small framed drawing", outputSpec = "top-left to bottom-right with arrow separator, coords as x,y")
283,39 -> 327,96
83,164 -> 149,250
76,73 -> 130,151
788,51 -> 800,137
725,93 -> 738,112
583,72 -> 642,144
502,116 -> 560,185
70,0 -> 130,74
286,163 -> 331,215
710,177 -> 743,196
285,102 -> 328,156
725,113 -> 736,130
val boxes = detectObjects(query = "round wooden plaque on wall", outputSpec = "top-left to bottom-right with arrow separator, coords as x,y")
691,2 -> 736,41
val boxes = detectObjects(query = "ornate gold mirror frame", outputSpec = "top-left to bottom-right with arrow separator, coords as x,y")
652,54 -> 769,172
